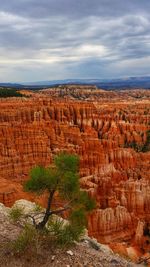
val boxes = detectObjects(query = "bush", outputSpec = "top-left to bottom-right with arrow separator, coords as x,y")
12,224 -> 37,253
33,203 -> 43,212
47,216 -> 85,247
9,206 -> 24,222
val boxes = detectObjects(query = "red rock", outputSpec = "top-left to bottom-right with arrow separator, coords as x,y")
0,88 -> 150,254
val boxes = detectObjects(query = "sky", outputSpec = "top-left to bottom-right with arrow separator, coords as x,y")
0,0 -> 150,82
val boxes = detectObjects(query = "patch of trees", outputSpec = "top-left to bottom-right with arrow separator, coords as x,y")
124,130 -> 150,152
0,88 -> 23,98
142,130 -> 150,152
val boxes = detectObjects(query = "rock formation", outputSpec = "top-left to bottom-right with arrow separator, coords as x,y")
0,86 -> 150,252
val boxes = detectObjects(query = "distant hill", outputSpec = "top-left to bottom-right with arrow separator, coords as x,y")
22,76 -> 150,89
0,83 -> 23,88
1,76 -> 150,90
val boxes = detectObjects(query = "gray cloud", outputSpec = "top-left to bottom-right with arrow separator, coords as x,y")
1,0 -> 150,19
0,0 -> 149,81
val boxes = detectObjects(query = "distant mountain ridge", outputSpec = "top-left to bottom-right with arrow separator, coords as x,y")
0,83 -> 23,88
0,76 -> 150,89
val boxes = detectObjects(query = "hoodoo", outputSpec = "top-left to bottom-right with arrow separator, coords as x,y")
0,87 -> 150,256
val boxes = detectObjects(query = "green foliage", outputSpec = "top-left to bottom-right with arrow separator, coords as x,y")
24,152 -> 95,233
11,153 -> 96,253
141,130 -> 150,152
143,225 -> 150,237
24,166 -> 58,193
12,224 -> 36,253
33,203 -> 43,212
124,141 -> 141,152
76,190 -> 96,212
24,153 -> 80,197
70,208 -> 87,227
11,218 -> 84,254
124,130 -> 150,153
24,166 -> 48,193
59,171 -> 80,200
9,206 -> 23,222
0,88 -> 23,98
56,224 -> 84,246
55,152 -> 79,173
47,217 -> 84,247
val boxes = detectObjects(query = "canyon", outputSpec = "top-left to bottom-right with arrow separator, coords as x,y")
0,85 -> 150,260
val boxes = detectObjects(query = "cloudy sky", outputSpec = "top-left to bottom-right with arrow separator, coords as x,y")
0,0 -> 150,82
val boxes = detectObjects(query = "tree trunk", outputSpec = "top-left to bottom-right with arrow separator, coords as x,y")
36,190 -> 54,229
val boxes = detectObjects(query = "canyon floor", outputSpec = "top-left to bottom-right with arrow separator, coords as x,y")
0,85 -> 150,263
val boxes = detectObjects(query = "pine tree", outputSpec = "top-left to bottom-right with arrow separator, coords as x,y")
24,153 -> 95,231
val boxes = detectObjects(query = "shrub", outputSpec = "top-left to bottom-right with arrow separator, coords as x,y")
12,224 -> 36,253
33,203 -> 43,212
9,206 -> 24,222
47,216 -> 85,247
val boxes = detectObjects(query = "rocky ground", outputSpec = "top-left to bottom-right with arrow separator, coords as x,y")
0,241 -> 139,267
0,200 -> 142,267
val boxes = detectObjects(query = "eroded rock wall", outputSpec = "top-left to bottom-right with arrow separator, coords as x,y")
0,90 -> 150,246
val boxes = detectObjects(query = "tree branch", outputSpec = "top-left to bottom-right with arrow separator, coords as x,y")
25,214 -> 36,226
48,199 -> 75,216
49,205 -> 71,215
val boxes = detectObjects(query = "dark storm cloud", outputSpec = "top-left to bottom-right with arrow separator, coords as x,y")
1,0 -> 150,18
0,0 -> 149,81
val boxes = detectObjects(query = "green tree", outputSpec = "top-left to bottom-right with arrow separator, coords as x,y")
24,153 -> 95,231
0,88 -> 23,98
142,130 -> 150,152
